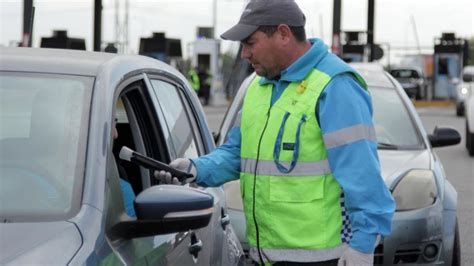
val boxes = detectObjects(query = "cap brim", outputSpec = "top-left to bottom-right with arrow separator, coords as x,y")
220,24 -> 258,41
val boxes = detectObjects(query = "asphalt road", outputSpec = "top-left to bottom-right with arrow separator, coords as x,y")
203,102 -> 474,265
417,106 -> 474,265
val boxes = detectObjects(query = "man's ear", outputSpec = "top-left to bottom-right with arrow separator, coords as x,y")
276,24 -> 292,43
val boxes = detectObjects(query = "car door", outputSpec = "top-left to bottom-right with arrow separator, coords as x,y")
103,74 -> 203,266
145,74 -> 242,265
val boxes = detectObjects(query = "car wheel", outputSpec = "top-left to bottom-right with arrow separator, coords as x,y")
415,87 -> 422,100
467,121 -> 474,156
452,219 -> 461,266
456,104 -> 464,117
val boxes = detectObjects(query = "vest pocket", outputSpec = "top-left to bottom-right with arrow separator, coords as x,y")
269,175 -> 325,203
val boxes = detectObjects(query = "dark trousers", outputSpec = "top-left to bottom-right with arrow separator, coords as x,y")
255,259 -> 339,266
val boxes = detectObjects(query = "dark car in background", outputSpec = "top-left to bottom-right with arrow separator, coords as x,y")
217,63 -> 461,265
0,47 -> 243,265
390,66 -> 426,100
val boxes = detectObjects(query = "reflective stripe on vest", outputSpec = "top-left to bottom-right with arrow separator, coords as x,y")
241,158 -> 331,176
249,245 -> 345,264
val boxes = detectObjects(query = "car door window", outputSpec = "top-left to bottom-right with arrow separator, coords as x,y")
149,79 -> 200,159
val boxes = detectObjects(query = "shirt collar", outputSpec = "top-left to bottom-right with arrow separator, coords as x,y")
259,38 -> 329,85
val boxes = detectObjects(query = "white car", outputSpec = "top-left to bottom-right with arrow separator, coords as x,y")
465,88 -> 474,156
455,66 -> 474,116
217,63 -> 462,265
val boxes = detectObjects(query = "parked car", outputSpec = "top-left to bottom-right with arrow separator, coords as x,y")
390,66 -> 426,100
217,63 -> 461,265
464,86 -> 474,156
0,47 -> 244,265
455,65 -> 474,116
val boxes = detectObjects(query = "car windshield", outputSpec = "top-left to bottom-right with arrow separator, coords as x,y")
371,86 -> 422,149
390,69 -> 420,79
0,72 -> 93,222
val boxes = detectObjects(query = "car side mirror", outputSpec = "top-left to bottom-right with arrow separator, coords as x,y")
428,126 -> 461,148
108,185 -> 214,240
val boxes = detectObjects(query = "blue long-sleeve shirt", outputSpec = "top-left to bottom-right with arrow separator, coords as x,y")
120,178 -> 136,217
193,39 -> 395,254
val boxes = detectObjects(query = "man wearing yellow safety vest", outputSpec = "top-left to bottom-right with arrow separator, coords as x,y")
188,67 -> 200,92
197,65 -> 212,106
157,0 -> 395,265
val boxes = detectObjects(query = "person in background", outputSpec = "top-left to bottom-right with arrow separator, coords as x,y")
113,118 -> 136,218
188,67 -> 200,93
157,0 -> 395,265
197,65 -> 212,106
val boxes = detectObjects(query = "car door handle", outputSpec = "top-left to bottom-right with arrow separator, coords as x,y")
221,213 -> 230,230
188,232 -> 202,258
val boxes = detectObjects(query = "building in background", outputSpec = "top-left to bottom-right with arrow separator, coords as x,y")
139,32 -> 183,69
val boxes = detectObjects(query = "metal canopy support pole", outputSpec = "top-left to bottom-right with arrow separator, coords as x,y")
332,0 -> 342,56
212,0 -> 217,38
93,0 -> 102,51
22,0 -> 33,47
367,0 -> 375,61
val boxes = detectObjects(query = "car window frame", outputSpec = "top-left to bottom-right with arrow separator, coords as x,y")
112,73 -> 172,190
145,73 -> 206,158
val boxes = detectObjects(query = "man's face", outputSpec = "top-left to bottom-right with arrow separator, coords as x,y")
241,30 -> 282,79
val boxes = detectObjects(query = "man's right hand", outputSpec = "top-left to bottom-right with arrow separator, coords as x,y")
154,158 -> 196,185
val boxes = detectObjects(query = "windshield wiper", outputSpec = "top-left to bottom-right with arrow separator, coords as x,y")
377,142 -> 399,150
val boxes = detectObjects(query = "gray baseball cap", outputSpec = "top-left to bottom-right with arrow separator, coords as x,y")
221,0 -> 306,41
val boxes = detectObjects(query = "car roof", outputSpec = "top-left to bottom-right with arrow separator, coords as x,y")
0,47 -> 119,76
349,62 -> 395,88
463,65 -> 474,74
0,47 -> 182,78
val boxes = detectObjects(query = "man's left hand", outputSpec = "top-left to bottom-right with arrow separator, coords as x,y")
154,158 -> 196,185
337,246 -> 373,266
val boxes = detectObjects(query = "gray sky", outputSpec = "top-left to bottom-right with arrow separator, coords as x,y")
1,0 -> 473,63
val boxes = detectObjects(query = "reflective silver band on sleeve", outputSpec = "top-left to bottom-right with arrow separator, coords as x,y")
323,124 -> 377,149
241,158 -> 331,176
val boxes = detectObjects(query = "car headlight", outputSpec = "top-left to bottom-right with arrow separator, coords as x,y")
460,87 -> 469,95
392,169 -> 437,211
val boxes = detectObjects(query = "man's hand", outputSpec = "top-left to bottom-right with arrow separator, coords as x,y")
154,158 -> 196,185
337,246 -> 373,266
